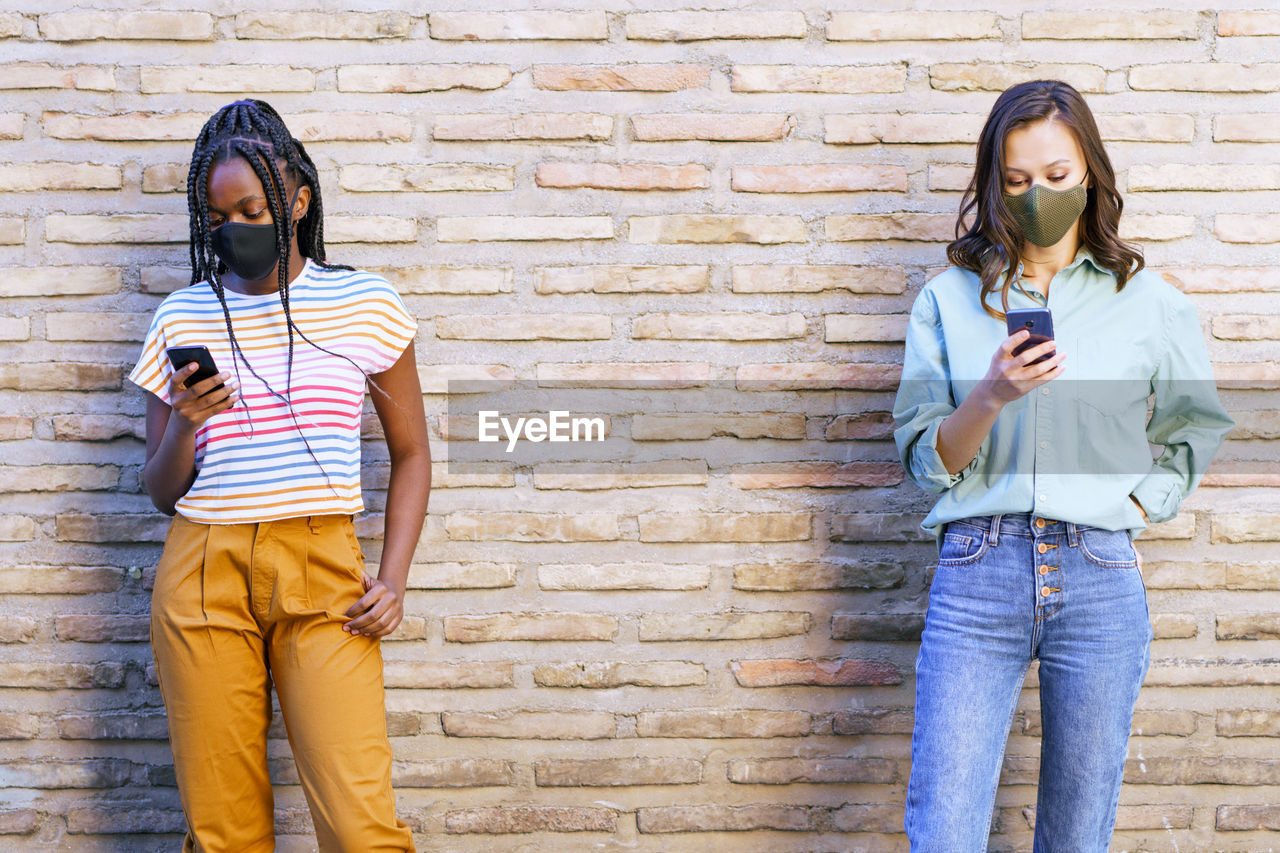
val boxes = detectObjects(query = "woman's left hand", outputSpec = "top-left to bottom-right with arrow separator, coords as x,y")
343,573 -> 404,637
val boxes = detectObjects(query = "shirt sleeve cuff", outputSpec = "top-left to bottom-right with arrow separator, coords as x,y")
911,417 -> 981,492
1131,467 -> 1182,524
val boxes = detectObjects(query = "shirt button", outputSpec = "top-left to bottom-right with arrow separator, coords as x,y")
1040,441 -> 1048,449
1041,586 -> 1052,597
1039,494 -> 1047,501
1037,543 -> 1048,554
1042,388 -> 1050,396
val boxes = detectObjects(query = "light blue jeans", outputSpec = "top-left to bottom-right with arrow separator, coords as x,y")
905,513 -> 1152,852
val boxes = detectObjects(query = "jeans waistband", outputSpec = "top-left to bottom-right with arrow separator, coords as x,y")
946,513 -> 1115,545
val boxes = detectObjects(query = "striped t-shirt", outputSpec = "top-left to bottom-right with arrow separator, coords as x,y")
128,259 -> 417,524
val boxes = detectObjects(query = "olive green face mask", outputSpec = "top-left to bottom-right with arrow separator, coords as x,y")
1002,174 -> 1088,248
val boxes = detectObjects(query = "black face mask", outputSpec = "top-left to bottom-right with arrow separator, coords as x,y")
210,187 -> 300,282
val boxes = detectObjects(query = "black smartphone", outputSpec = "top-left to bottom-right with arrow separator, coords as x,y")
1006,308 -> 1055,365
166,345 -> 224,394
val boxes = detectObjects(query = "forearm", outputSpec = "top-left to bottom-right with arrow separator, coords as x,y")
142,419 -> 198,515
936,384 -> 1004,475
377,449 -> 430,593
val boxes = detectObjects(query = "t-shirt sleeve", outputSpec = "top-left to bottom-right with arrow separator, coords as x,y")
357,276 -> 418,374
127,307 -> 174,403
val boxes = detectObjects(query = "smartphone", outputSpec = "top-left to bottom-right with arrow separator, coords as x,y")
1006,308 -> 1055,365
166,345 -> 224,394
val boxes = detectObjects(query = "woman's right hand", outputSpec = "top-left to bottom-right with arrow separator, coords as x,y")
167,363 -> 239,430
979,329 -> 1066,407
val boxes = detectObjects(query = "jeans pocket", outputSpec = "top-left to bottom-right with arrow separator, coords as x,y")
937,527 -> 989,566
1078,527 -> 1139,568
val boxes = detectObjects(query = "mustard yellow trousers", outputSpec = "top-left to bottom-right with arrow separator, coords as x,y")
150,513 -> 415,852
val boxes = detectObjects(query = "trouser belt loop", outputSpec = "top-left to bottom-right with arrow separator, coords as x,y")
988,513 -> 1002,547
1066,521 -> 1078,547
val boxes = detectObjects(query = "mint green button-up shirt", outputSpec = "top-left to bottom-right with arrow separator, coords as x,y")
893,248 -> 1233,545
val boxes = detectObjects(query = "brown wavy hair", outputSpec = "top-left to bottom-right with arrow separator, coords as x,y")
948,80 -> 1144,320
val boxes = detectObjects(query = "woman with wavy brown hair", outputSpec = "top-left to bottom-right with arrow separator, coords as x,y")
892,80 -> 1231,850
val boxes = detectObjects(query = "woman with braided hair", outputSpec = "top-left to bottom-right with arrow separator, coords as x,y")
129,99 -> 426,851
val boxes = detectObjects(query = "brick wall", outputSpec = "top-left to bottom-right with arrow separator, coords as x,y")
1,3 -> 1277,850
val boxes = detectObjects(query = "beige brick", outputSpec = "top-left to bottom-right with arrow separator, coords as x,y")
1119,215 -> 1195,242
1151,612 -> 1198,639
430,12 -> 607,41
732,164 -> 906,193
626,11 -> 806,40
436,313 -> 610,340
535,758 -> 702,787
1216,214 -> 1280,243
1214,314 -> 1280,340
0,364 -> 121,392
445,512 -> 618,542
0,465 -> 118,492
1217,709 -> 1280,736
65,805 -> 184,835
0,714 -> 39,739
0,162 -> 120,192
55,513 -> 167,542
635,710 -> 809,738
442,711 -> 616,739
1219,11 -> 1280,36
639,512 -> 810,542
535,265 -> 707,294
139,65 -> 314,93
56,711 -> 166,741
1226,411 -> 1280,439
383,266 -> 512,295
538,562 -> 711,590
639,611 -> 811,641
825,112 -> 986,144
632,312 -> 805,340
0,218 -> 23,244
1125,756 -> 1280,785
1131,63 -> 1280,92
732,265 -> 906,294
538,362 -> 711,388
53,614 -> 147,642
0,760 -> 132,789
532,462 -> 707,491
1096,113 -> 1196,143
830,513 -> 932,542
46,312 -> 148,342
831,613 -> 924,642
536,162 -> 709,191
0,63 -> 115,91
0,417 -> 33,441
0,566 -> 122,594
1229,562 -> 1280,589
1213,362 -> 1280,388
737,362 -> 900,391
141,164 -> 184,193
734,658 -> 902,686
638,804 -> 816,832
631,413 -> 805,440
394,758 -> 515,788
0,618 -> 37,643
833,709 -> 913,735
382,661 -> 512,689
41,111 -> 205,140
0,114 -> 22,139
826,213 -> 953,242
325,216 -> 417,243
833,804 -> 909,832
930,63 -> 1106,93
1216,804 -> 1280,830
632,113 -> 793,141
338,64 -> 511,92
140,267 -> 189,294
1129,164 -> 1280,191
734,560 -> 905,591
39,11 -> 213,41
1216,113 -> 1280,142
728,757 -> 897,785
44,214 -> 185,244
1023,11 -> 1198,39
436,112 -> 613,141
0,662 -> 123,689
828,11 -> 1000,40
534,661 -> 706,688
438,216 -> 612,242
629,214 -> 805,244
0,318 -> 29,341
1216,613 -> 1280,640
534,64 -> 710,91
445,612 -> 618,642
729,462 -> 904,489
344,163 -> 514,193
446,806 -> 616,834
0,517 -> 36,541
731,64 -> 905,94
235,12 -> 409,39
1160,266 -> 1280,293
406,562 -> 516,589
825,313 -> 910,342
418,364 -> 515,394
0,14 -> 21,38
287,113 -> 413,142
